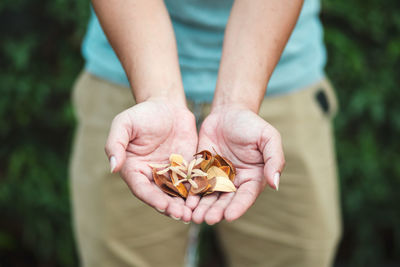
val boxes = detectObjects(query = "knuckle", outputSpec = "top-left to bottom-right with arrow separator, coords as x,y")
273,128 -> 282,140
104,145 -> 110,156
104,144 -> 113,157
104,138 -> 113,156
112,112 -> 124,125
281,157 -> 286,170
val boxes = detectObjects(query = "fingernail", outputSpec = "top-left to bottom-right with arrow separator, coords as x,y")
183,221 -> 190,225
109,156 -> 117,173
156,207 -> 165,213
170,215 -> 181,221
274,172 -> 280,191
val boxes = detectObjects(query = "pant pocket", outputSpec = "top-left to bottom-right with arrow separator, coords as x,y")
313,78 -> 339,119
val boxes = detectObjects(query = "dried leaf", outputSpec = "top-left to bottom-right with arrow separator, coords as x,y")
187,178 -> 198,189
204,178 -> 217,195
175,181 -> 188,198
152,168 -> 168,187
152,169 -> 180,197
151,152 -> 237,198
210,176 -> 236,192
210,157 -> 222,168
195,150 -> 214,171
215,155 -> 236,181
220,166 -> 231,177
190,176 -> 209,194
207,166 -> 229,180
170,154 -> 185,166
194,150 -> 212,159
161,186 -> 181,197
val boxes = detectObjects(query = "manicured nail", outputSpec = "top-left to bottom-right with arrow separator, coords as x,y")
156,207 -> 165,213
170,215 -> 181,221
183,221 -> 190,225
274,172 -> 280,191
110,156 -> 117,173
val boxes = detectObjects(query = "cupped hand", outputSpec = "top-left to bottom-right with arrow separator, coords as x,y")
188,106 -> 285,225
105,99 -> 198,222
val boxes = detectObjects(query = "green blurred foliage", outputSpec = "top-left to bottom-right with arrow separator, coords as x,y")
0,0 -> 399,266
0,0 -> 89,265
322,0 -> 400,266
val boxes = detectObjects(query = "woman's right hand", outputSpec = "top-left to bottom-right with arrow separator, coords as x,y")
105,98 -> 198,222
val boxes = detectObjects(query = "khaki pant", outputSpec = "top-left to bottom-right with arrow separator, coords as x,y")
70,71 -> 342,267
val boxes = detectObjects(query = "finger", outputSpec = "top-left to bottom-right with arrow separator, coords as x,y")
192,193 -> 219,224
185,194 -> 201,210
260,127 -> 285,190
224,180 -> 261,222
105,112 -> 135,173
204,192 -> 235,225
124,172 -> 169,212
182,205 -> 192,224
166,197 -> 185,221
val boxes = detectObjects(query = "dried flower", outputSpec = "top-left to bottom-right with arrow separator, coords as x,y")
149,150 -> 236,199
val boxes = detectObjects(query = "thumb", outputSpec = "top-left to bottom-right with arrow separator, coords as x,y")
105,111 -> 136,173
260,126 -> 285,191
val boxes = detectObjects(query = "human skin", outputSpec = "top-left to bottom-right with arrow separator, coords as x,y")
98,0 -> 303,223
95,0 -> 196,222
188,0 -> 303,224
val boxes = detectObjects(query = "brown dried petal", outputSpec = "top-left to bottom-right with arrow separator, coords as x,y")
210,176 -> 236,193
187,178 -> 198,189
169,171 -> 189,198
204,178 -> 217,195
152,169 -> 180,197
152,168 -> 168,187
175,182 -> 188,198
200,159 -> 210,171
194,150 -> 212,160
210,157 -> 222,168
189,176 -> 209,195
161,186 -> 181,197
194,150 -> 214,171
215,155 -> 236,181
169,153 -> 185,167
219,166 -> 231,177
207,166 -> 229,180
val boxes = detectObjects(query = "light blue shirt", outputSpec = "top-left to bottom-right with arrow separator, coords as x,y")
82,0 -> 326,102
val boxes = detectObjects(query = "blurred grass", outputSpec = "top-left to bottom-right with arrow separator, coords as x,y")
0,0 -> 399,266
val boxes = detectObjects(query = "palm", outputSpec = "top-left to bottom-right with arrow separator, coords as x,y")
200,109 -> 266,187
189,108 -> 284,224
122,101 -> 197,175
107,101 -> 198,221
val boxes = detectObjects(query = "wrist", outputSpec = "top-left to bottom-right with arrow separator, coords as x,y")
145,95 -> 187,110
133,85 -> 187,109
211,89 -> 262,114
